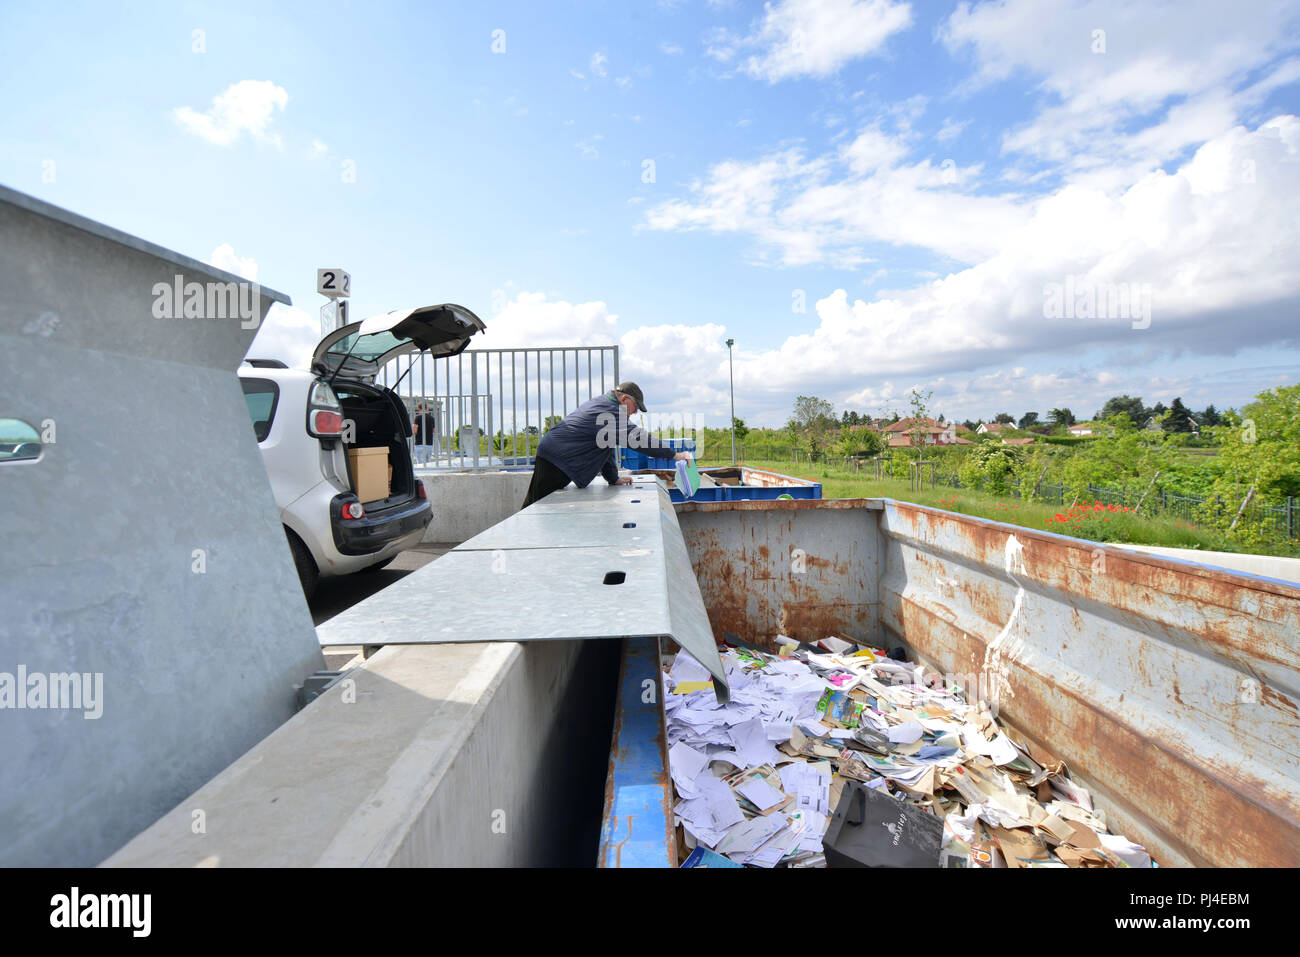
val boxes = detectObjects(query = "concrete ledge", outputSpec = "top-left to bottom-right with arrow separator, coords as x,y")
103,637 -> 619,867
417,470 -> 532,543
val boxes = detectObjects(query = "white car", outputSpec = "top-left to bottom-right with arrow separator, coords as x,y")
239,303 -> 487,598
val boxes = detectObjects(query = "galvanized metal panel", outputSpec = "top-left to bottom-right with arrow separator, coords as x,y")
0,186 -> 323,866
599,636 -> 675,868
316,483 -> 730,701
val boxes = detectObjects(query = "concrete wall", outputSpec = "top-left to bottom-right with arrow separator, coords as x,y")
105,637 -> 621,867
0,186 -> 325,866
417,469 -> 532,542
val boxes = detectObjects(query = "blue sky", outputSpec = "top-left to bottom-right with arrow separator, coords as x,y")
3,0 -> 1299,427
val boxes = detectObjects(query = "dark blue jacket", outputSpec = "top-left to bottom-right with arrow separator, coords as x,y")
537,391 -> 678,487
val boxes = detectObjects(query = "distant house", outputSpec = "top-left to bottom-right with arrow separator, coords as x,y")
1067,423 -> 1094,436
1001,436 -> 1036,446
977,422 -> 1009,434
885,417 -> 973,447
848,417 -> 892,432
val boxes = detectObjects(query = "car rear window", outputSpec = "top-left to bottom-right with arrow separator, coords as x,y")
241,377 -> 279,442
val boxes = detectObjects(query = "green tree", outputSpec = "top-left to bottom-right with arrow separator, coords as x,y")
791,395 -> 836,432
1097,395 -> 1149,428
1018,411 -> 1040,430
1165,397 -> 1195,433
994,412 -> 1015,424
732,417 -> 750,441
907,388 -> 933,462
959,442 -> 1024,495
1048,407 -> 1076,428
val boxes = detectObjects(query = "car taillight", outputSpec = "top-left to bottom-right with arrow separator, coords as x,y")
308,379 -> 344,438
312,409 -> 343,435
416,480 -> 426,500
342,502 -> 365,520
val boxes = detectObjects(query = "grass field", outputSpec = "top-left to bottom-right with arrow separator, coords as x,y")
734,458 -> 1287,556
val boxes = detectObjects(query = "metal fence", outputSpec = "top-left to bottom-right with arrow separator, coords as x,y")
376,346 -> 620,470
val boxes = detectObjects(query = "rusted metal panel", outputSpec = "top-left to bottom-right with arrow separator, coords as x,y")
673,497 -> 1300,867
876,500 -> 1300,868
676,500 -> 882,653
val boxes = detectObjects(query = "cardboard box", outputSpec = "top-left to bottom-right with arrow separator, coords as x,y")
346,446 -> 390,503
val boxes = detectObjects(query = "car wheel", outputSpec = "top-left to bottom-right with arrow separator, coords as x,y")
359,555 -> 398,573
285,528 -> 319,600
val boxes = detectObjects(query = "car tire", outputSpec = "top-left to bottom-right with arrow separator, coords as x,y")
359,555 -> 398,573
285,528 -> 319,600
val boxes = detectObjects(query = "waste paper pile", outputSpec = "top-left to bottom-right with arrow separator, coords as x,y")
665,637 -> 1154,868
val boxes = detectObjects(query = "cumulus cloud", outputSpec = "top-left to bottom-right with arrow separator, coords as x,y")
206,243 -> 259,281
941,0 -> 1300,187
173,80 -> 289,148
644,128 -> 1026,266
708,0 -> 914,82
730,118 -> 1300,407
632,117 -> 1299,423
246,303 -> 319,369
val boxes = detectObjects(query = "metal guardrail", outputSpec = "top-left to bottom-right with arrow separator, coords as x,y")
377,346 -> 620,470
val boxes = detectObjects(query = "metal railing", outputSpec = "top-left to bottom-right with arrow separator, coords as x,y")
377,346 -> 620,470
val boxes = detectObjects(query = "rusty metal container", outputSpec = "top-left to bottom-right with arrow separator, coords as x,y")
601,497 -> 1300,868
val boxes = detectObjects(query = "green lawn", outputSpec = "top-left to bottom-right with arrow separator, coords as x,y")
735,458 -> 1293,556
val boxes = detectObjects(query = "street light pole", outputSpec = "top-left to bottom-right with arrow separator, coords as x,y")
726,338 -> 736,464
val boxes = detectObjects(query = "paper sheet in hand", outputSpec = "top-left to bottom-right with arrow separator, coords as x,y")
675,457 -> 701,498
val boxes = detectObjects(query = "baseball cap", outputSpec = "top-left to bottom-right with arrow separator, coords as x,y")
616,381 -> 647,413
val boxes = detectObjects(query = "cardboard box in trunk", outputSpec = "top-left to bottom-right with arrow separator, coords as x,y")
347,446 -> 390,503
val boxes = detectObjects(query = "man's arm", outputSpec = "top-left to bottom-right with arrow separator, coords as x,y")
601,453 -> 620,485
623,420 -> 682,459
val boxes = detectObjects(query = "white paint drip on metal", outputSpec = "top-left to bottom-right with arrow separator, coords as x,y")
981,534 -> 1029,715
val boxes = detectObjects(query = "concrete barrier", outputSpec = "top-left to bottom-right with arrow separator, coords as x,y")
417,469 -> 532,543
105,637 -> 620,866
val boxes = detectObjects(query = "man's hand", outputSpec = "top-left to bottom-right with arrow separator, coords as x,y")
615,476 -> 634,485
673,451 -> 692,462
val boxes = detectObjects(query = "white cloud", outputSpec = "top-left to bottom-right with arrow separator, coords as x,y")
935,117 -> 970,142
729,118 -> 1300,405
575,135 -> 603,160
709,0 -> 914,82
644,128 -> 1027,266
206,243 -> 259,281
246,304 -> 319,369
481,292 -> 618,349
660,42 -> 684,56
941,0 -> 1300,184
590,52 -> 609,78
173,80 -> 289,148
